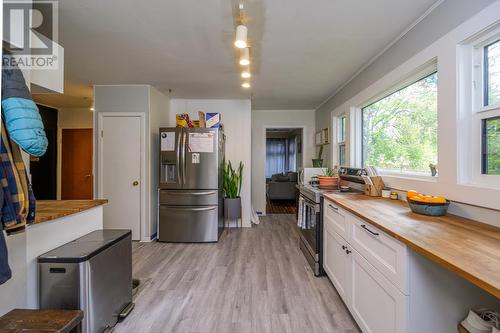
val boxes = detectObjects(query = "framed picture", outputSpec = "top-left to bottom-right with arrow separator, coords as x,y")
315,131 -> 322,146
316,128 -> 330,146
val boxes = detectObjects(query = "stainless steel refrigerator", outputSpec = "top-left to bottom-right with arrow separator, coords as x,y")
158,127 -> 225,242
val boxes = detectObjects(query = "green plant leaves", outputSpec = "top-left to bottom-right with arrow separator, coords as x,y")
223,160 -> 244,198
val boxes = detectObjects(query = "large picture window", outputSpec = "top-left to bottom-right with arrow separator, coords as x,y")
362,72 -> 438,175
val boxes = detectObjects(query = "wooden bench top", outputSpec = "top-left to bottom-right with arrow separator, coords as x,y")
0,309 -> 83,333
323,192 -> 500,298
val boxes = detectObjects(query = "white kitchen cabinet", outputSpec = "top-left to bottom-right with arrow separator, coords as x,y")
323,197 -> 409,333
350,215 -> 408,294
348,248 -> 408,333
324,200 -> 349,239
323,216 -> 350,303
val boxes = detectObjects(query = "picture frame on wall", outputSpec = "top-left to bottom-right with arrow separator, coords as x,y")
315,131 -> 322,146
316,128 -> 330,146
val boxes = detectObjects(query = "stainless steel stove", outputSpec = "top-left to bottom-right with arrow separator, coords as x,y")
296,167 -> 365,276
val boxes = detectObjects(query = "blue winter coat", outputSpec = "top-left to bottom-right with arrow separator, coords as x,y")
1,60 -> 48,157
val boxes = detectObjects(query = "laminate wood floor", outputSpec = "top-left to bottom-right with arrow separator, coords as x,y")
266,199 -> 297,215
114,214 -> 359,333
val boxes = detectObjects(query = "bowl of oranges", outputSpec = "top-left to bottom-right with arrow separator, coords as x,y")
406,190 -> 450,216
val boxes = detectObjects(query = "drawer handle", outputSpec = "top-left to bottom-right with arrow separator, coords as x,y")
328,204 -> 338,211
361,224 -> 379,236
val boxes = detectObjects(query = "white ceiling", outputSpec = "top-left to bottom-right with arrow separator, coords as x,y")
33,0 -> 439,109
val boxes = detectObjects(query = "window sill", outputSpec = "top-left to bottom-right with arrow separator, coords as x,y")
379,173 -> 439,183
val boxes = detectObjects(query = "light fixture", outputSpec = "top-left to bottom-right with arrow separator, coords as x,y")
239,47 -> 250,65
241,71 -> 251,79
234,25 -> 248,48
90,107 -> 95,111
241,82 -> 251,88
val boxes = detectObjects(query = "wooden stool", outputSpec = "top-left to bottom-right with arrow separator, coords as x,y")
0,309 -> 83,333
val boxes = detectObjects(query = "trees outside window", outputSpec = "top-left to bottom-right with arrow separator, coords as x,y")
362,72 -> 438,175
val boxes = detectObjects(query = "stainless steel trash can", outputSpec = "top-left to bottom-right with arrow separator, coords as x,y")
38,229 -> 133,333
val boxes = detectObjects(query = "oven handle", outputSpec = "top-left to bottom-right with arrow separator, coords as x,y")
299,195 -> 320,213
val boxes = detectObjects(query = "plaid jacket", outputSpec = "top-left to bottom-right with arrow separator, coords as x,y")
0,123 -> 36,234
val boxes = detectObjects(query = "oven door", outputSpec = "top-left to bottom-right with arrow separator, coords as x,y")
298,194 -> 321,274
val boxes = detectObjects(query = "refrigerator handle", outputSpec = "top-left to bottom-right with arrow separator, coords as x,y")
176,130 -> 182,184
182,131 -> 187,185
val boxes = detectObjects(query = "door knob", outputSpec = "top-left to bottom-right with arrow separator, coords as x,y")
133,181 -> 139,186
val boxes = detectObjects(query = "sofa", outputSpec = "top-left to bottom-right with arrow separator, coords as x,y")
267,172 -> 298,200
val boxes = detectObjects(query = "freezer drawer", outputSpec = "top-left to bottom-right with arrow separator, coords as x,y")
159,189 -> 218,206
159,205 -> 218,242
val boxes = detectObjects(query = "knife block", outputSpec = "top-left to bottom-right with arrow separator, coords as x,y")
364,176 -> 385,197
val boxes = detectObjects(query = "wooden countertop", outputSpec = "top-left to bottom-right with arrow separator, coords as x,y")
35,200 -> 108,224
323,192 -> 500,298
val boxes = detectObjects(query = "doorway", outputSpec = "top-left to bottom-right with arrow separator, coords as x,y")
30,105 -> 58,200
61,129 -> 93,199
265,128 -> 303,214
98,114 -> 143,240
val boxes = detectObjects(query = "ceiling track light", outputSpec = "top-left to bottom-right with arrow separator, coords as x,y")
241,82 -> 251,88
239,47 -> 250,65
241,71 -> 251,79
235,25 -> 248,48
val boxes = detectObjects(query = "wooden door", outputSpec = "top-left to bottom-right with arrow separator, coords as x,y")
61,129 -> 93,199
100,115 -> 142,240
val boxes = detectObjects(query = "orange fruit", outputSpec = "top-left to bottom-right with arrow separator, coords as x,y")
407,190 -> 418,199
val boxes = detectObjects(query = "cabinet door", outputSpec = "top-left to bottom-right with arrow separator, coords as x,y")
348,248 -> 408,333
323,217 -> 349,303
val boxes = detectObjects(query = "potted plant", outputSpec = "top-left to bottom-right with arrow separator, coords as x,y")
318,166 -> 339,189
223,160 -> 244,224
312,145 -> 324,167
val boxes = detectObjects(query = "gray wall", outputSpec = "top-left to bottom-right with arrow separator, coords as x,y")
315,0 -> 496,164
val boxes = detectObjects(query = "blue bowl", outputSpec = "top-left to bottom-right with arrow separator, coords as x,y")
407,198 -> 450,216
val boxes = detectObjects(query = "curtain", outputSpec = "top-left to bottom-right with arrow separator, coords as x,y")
266,139 -> 287,178
288,136 -> 297,172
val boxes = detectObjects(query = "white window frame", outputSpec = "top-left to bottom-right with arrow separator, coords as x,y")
458,25 -> 500,188
356,61 -> 438,179
337,115 -> 346,166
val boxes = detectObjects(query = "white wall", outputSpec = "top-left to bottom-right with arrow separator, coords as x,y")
0,207 -> 103,316
169,99 -> 252,227
56,108 -> 94,199
251,110 -> 316,215
314,2 -> 500,225
148,87 -> 170,237
94,85 -> 170,241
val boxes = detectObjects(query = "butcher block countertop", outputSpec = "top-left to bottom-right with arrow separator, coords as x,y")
323,192 -> 500,298
35,200 -> 108,224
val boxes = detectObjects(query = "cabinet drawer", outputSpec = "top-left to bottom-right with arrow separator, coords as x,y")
324,200 -> 349,239
349,248 -> 408,333
350,215 -> 408,294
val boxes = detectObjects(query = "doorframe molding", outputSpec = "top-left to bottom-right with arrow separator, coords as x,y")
97,112 -> 146,241
261,125 -> 306,216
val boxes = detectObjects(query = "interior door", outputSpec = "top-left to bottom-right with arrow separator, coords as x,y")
100,115 -> 142,240
61,129 -> 93,199
183,128 -> 218,189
